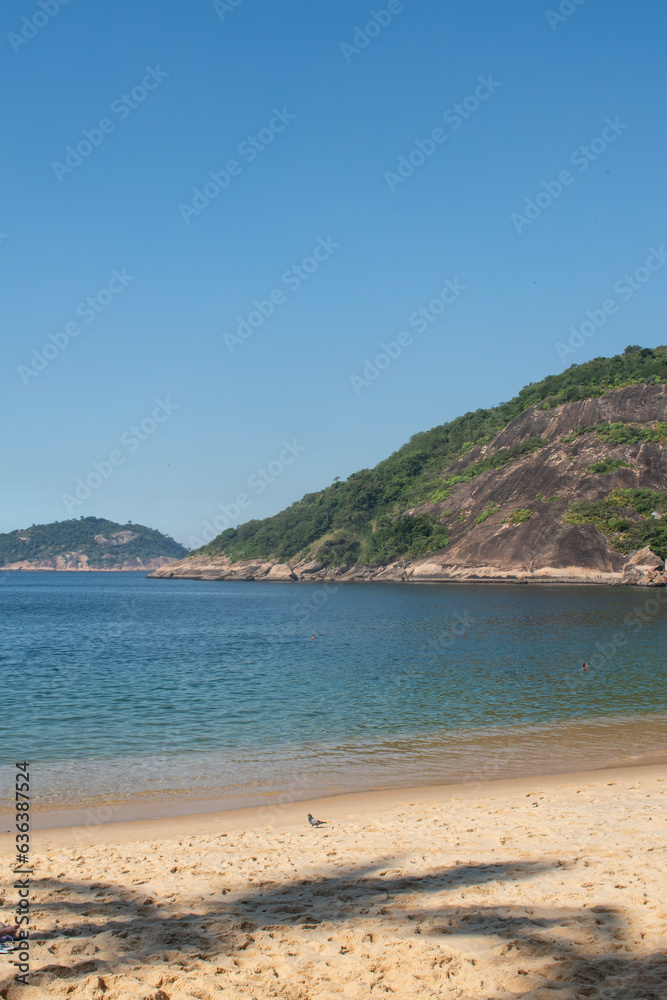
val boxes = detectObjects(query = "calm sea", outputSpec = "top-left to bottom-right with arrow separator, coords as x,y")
3,572 -> 666,821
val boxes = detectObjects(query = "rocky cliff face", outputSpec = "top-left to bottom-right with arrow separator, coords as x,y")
150,384 -> 667,587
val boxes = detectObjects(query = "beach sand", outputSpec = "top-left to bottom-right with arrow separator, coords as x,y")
1,764 -> 665,999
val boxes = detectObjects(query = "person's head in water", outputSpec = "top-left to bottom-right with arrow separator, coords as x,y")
582,662 -> 589,670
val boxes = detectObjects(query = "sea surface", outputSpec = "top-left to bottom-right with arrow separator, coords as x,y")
3,572 -> 667,822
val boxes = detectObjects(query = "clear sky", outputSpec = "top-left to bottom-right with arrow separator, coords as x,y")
2,0 -> 665,547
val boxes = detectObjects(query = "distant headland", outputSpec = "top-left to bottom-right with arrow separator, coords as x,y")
0,517 -> 188,572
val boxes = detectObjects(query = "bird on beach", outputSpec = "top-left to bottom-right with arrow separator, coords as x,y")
307,813 -> 325,827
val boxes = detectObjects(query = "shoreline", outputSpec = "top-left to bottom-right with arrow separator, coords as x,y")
11,712 -> 667,827
149,568 -> 667,587
147,544 -> 667,588
0,565 -> 171,573
14,758 -> 667,847
2,566 -> 665,584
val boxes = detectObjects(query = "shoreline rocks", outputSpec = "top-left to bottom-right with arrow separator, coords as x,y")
148,547 -> 666,587
3,555 -> 178,572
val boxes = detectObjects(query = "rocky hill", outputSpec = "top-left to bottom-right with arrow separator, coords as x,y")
399,382 -> 667,586
0,517 -> 188,572
150,348 -> 667,587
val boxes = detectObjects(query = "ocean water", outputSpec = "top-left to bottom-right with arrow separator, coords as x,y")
2,572 -> 666,819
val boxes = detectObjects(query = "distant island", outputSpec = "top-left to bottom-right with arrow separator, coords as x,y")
0,517 -> 188,572
151,345 -> 667,587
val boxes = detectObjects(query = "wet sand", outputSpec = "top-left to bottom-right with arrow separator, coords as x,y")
1,763 -> 665,998
12,713 -> 667,823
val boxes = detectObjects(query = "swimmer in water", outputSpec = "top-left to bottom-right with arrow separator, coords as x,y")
582,662 -> 589,670
311,635 -> 316,640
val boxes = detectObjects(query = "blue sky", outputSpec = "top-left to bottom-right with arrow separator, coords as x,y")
2,0 -> 665,547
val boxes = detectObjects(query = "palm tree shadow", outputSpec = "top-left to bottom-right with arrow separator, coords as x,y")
421,905 -> 666,999
4,859 -> 665,997
230,858 -> 554,924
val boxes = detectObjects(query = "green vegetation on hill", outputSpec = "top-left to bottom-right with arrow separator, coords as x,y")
197,345 -> 667,567
564,489 -> 667,560
562,421 -> 667,445
588,457 -> 633,475
313,514 -> 451,567
0,517 -> 188,568
506,508 -> 533,526
473,503 -> 500,525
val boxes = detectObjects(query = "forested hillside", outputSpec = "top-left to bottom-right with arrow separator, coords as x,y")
195,346 -> 667,567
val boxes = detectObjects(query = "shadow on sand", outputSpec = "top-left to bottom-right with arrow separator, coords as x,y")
2,858 -> 665,998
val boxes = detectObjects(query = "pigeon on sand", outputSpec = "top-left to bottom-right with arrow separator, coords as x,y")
307,813 -> 325,827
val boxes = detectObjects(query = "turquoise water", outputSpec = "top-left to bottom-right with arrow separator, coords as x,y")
2,572 -> 666,814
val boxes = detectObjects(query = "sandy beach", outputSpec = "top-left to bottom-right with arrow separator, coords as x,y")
2,763 -> 665,999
